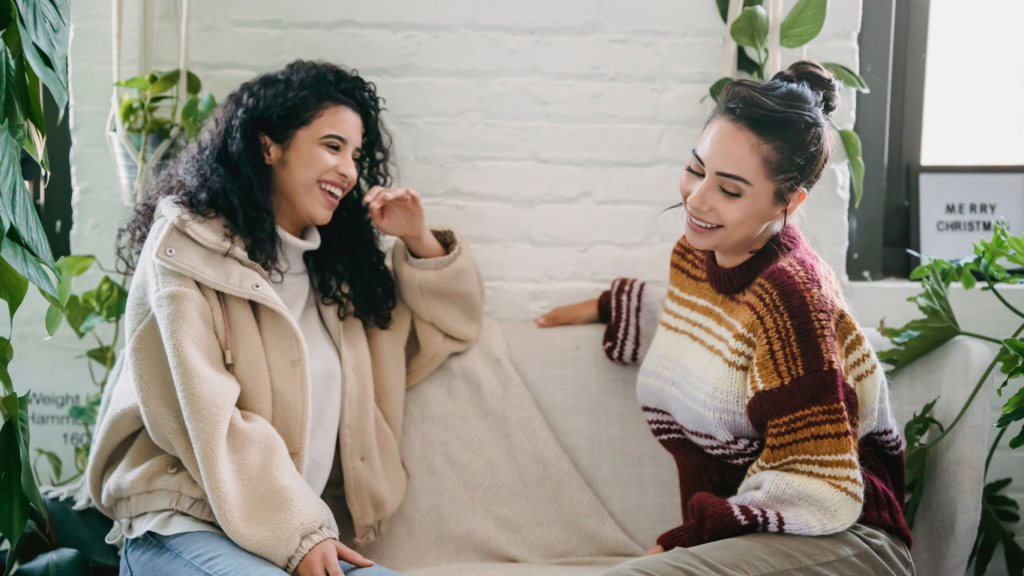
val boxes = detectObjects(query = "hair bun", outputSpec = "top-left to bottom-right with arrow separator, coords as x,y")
772,60 -> 839,118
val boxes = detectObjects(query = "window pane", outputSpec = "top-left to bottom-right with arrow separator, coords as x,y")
920,1 -> 1024,166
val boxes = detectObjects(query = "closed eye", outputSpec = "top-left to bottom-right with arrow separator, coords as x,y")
720,187 -> 741,198
326,143 -> 341,152
685,166 -> 705,178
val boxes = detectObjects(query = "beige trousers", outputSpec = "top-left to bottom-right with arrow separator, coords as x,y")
605,524 -> 914,576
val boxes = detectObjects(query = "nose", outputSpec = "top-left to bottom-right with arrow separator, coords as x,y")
686,175 -> 714,214
337,155 -> 358,189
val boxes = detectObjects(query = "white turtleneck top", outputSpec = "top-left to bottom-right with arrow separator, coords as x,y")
271,225 -> 343,497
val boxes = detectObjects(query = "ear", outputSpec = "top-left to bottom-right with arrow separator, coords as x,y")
781,187 -> 808,219
259,134 -> 280,165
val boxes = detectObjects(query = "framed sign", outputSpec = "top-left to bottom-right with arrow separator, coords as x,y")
918,167 -> 1024,261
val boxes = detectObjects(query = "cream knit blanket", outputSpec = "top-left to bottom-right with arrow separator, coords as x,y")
361,319 -> 644,573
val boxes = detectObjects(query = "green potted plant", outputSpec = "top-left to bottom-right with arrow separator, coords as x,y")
880,223 -> 1024,576
108,69 -> 216,204
0,0 -> 107,573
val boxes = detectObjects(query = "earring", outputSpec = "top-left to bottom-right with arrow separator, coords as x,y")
748,209 -> 789,255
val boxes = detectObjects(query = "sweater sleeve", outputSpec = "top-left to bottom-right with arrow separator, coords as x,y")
144,286 -> 338,572
598,278 -> 665,365
656,356 -> 864,550
392,227 -> 485,386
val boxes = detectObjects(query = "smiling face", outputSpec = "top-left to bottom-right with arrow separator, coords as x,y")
262,104 -> 364,237
679,119 -> 805,268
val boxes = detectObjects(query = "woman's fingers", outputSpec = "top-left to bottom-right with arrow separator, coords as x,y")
334,541 -> 374,568
535,299 -> 600,328
364,185 -> 385,206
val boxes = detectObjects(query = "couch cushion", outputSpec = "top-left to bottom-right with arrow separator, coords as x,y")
360,320 -> 642,571
502,323 -> 991,575
501,322 -> 678,549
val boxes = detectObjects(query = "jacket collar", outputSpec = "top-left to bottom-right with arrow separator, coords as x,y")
151,198 -> 350,350
152,198 -> 284,310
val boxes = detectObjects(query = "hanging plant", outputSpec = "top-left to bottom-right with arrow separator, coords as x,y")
109,68 -> 217,204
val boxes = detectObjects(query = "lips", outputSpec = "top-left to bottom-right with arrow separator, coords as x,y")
318,180 -> 346,199
688,213 -> 723,229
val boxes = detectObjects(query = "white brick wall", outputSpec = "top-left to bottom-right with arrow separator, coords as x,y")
68,0 -> 862,320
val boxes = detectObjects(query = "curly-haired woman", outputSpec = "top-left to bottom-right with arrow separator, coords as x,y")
86,60 -> 484,576
537,62 -> 914,575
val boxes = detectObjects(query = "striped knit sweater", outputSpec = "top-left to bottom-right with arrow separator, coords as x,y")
597,226 -> 911,551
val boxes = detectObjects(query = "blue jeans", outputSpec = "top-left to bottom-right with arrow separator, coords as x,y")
120,531 -> 402,576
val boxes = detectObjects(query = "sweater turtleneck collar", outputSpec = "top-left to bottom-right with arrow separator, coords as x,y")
276,225 -> 321,276
701,225 -> 804,295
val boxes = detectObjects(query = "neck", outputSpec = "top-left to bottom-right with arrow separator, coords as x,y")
277,218 -> 306,239
714,226 -> 777,269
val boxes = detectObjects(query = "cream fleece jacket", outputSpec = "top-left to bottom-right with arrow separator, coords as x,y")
85,199 -> 484,572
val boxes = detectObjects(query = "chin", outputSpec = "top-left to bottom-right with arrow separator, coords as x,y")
683,229 -> 715,251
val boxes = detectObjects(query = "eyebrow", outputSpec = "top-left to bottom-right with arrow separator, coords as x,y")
691,149 -> 753,186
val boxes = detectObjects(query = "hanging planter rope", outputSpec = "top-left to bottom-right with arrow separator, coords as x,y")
106,0 -> 191,207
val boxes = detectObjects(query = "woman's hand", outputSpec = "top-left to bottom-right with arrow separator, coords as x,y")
364,186 -> 445,258
535,298 -> 601,328
643,545 -> 665,556
295,539 -> 373,576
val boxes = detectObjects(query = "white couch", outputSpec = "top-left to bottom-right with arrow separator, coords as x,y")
371,322 -> 993,576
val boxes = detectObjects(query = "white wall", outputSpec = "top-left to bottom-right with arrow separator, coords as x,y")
8,1 -> 1018,573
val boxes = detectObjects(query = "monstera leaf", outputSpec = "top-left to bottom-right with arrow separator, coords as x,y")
879,262 -> 961,370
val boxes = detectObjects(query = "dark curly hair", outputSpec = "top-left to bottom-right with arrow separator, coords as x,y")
116,60 -> 397,329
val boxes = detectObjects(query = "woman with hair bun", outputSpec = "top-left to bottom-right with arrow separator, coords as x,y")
537,61 -> 915,575
86,60 -> 484,576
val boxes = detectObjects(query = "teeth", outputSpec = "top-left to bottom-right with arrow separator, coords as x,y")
690,215 -> 721,229
319,182 -> 344,198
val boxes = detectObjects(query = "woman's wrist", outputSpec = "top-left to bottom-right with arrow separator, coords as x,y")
402,229 -> 446,259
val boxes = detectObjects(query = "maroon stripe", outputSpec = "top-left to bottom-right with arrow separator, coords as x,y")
630,282 -> 646,363
614,279 -> 636,362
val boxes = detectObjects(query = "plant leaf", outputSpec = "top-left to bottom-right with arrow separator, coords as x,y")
823,62 -> 869,93
14,547 -> 93,576
0,337 -> 12,396
85,346 -> 114,370
33,448 -> 60,483
736,46 -> 762,78
838,129 -> 864,209
708,77 -> 732,104
113,76 -> 150,91
5,391 -> 47,530
2,235 -> 56,298
42,496 -> 118,567
730,5 -> 769,55
996,385 -> 1024,449
878,263 -> 961,370
903,397 -> 943,528
969,477 -> 1024,576
780,0 -> 828,48
716,0 -> 764,23
186,71 -> 201,95
147,70 -> 179,95
63,255 -> 94,277
15,6 -> 68,119
0,412 -> 31,553
0,122 -> 55,274
43,299 -> 60,335
0,254 -> 28,325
